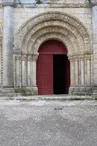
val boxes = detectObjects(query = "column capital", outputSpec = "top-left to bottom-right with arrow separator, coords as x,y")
15,55 -> 21,60
3,0 -> 16,7
79,55 -> 85,60
68,55 -> 79,61
32,53 -> 39,61
27,55 -> 32,61
21,55 -> 26,61
68,55 -> 74,61
27,54 -> 39,61
85,54 -> 91,60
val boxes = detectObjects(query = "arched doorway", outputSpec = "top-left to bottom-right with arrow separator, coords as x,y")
37,40 -> 70,95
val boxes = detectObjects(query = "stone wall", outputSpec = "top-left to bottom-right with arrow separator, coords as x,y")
0,8 -> 3,87
0,0 -> 97,95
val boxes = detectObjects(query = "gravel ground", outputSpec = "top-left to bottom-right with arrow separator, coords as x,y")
0,100 -> 97,146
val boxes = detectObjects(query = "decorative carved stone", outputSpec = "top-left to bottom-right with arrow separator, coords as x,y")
21,55 -> 26,61
32,53 -> 39,61
27,55 -> 32,61
14,12 -> 91,57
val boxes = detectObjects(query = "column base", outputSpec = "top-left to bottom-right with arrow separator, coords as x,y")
0,87 -> 38,96
91,86 -> 97,97
69,86 -> 92,95
14,87 -> 38,96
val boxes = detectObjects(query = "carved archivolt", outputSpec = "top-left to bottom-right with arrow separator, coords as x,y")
14,11 -> 91,56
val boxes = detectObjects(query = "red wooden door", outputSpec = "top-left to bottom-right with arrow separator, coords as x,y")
37,40 -> 68,95
37,54 -> 53,95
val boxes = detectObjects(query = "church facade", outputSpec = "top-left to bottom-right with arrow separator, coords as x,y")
0,0 -> 97,95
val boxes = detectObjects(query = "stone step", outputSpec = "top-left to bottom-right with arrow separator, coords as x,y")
0,88 -> 34,97
0,92 -> 33,97
73,92 -> 89,96
0,88 -> 15,93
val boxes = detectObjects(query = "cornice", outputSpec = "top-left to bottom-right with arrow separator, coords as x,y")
0,3 -> 91,8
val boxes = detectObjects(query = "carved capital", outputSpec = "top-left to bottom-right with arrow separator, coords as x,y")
32,54 -> 39,61
15,55 -> 21,60
31,52 -> 39,61
85,55 -> 91,60
28,55 -> 32,61
68,55 -> 74,61
3,0 -> 16,7
68,55 -> 79,61
21,55 -> 26,61
79,55 -> 85,60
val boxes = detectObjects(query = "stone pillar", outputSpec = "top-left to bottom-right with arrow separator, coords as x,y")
84,55 -> 91,88
69,56 -> 75,94
16,56 -> 20,87
21,55 -> 26,87
0,45 -> 1,86
32,54 -> 38,87
27,55 -> 31,87
80,58 -> 85,86
13,55 -> 16,87
87,57 -> 91,86
70,59 -> 75,86
92,5 -> 97,86
3,4 -> 14,87
75,59 -> 79,86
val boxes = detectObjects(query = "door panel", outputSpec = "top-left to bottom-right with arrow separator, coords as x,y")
53,55 -> 70,94
65,56 -> 70,93
37,54 -> 53,95
37,40 -> 69,95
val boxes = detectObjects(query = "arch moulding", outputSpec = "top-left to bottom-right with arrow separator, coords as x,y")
13,11 -> 92,95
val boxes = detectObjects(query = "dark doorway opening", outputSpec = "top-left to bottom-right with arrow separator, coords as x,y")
53,54 -> 70,94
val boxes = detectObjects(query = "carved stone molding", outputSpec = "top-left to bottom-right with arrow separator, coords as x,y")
32,53 -> 39,61
27,55 -> 32,61
21,55 -> 26,61
85,54 -> 91,60
14,11 -> 91,55
0,3 -> 91,8
68,55 -> 84,61
26,25 -> 82,55
15,55 -> 21,60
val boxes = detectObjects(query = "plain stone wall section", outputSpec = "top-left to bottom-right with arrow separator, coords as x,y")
3,6 -> 14,87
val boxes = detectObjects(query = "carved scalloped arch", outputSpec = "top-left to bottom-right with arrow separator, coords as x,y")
14,11 -> 91,55
32,33 -> 75,56
27,29 -> 79,56
24,23 -> 83,53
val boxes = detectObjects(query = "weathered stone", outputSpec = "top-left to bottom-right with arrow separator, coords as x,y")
0,0 -> 97,95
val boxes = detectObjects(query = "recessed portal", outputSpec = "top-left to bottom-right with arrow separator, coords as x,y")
37,40 -> 70,95
53,55 -> 70,94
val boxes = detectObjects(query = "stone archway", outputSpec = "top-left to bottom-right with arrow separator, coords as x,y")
37,40 -> 70,95
14,11 -> 92,95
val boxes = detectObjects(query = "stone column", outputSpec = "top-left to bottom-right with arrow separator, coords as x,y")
75,59 -> 79,86
32,54 -> 38,87
21,55 -> 26,87
80,57 -> 85,86
92,5 -> 97,86
0,45 -> 1,86
13,55 -> 16,87
86,55 -> 91,86
3,4 -> 14,87
27,55 -> 32,87
69,56 -> 75,94
16,56 -> 20,87
70,59 -> 75,86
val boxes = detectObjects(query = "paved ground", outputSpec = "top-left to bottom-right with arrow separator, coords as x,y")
0,99 -> 97,146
